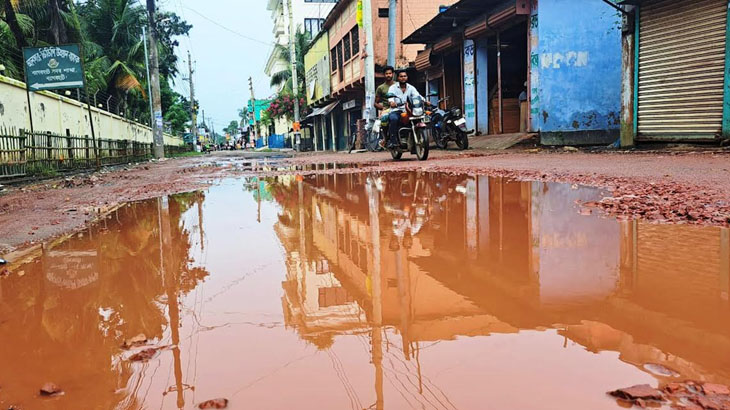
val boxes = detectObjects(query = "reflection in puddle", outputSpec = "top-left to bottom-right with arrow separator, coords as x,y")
0,172 -> 728,409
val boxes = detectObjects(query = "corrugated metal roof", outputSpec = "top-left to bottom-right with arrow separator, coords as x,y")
402,0 -> 509,44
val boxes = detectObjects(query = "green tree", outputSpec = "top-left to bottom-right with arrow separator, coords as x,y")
269,28 -> 310,95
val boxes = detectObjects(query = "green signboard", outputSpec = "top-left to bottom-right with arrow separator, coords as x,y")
23,44 -> 85,91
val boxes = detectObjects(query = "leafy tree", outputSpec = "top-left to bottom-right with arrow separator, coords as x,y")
223,120 -> 239,137
269,27 -> 310,95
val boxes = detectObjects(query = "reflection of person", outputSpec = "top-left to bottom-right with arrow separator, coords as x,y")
386,70 -> 428,148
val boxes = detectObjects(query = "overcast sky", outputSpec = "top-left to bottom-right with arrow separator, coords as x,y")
165,0 -> 275,131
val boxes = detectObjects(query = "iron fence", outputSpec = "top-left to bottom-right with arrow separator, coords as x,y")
0,127 -> 190,181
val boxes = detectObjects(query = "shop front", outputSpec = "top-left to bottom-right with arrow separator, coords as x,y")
405,0 -> 623,146
622,0 -> 730,142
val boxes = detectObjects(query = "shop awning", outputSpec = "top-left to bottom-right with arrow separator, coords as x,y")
305,100 -> 339,119
402,0 -> 508,44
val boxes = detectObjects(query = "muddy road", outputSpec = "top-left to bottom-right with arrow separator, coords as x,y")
0,150 -> 729,409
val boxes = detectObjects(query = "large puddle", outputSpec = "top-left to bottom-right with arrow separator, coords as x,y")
1,171 -> 729,409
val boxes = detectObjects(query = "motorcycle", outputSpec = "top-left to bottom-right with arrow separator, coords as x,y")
385,94 -> 431,161
429,96 -> 471,150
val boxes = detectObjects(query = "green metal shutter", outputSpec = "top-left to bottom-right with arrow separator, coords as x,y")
638,0 -> 728,139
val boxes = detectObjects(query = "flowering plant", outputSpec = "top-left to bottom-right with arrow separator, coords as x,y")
266,93 -> 308,120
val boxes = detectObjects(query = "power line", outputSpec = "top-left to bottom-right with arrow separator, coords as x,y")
183,6 -> 275,47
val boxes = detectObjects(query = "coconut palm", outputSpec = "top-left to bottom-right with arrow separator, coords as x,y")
78,0 -> 147,110
269,28 -> 310,95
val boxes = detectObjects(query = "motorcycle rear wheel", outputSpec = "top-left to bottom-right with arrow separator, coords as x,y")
455,130 -> 469,150
434,128 -> 448,150
390,149 -> 403,160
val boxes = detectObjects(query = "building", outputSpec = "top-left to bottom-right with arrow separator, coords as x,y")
619,0 -> 730,146
304,0 -> 457,151
403,0 -> 623,145
265,0 -> 337,90
265,0 -> 337,139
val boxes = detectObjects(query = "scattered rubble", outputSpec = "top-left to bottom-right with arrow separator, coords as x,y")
122,334 -> 148,349
128,348 -> 159,362
609,382 -> 730,409
609,384 -> 665,403
198,398 -> 229,409
39,383 -> 63,397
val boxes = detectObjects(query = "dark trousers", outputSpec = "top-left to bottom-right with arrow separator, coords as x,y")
388,110 -> 402,145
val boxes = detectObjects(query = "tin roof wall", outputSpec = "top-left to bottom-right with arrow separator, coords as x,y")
402,0 -> 511,44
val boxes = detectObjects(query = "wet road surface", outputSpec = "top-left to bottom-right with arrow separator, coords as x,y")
0,171 -> 729,409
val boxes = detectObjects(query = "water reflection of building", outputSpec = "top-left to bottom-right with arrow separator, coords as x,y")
0,193 -> 209,409
270,171 -> 730,388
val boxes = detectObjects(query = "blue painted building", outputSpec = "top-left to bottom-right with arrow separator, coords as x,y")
405,0 -> 623,145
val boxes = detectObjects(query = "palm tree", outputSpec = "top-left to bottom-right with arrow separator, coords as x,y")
269,28 -> 311,95
79,0 -> 146,111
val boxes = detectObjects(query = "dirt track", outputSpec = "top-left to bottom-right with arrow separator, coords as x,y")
1,148 -> 729,254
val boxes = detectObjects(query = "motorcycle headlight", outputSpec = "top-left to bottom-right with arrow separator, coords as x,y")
413,107 -> 424,116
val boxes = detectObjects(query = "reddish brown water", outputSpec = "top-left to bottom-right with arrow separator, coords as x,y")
1,172 -> 729,409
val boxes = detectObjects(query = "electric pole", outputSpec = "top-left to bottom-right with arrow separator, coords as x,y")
249,76 -> 258,140
147,0 -> 164,158
285,0 -> 300,124
363,0 -> 376,126
142,26 -> 154,129
387,0 -> 397,67
188,51 -> 197,146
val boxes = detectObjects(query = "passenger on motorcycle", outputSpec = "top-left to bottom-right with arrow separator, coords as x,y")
386,70 -> 430,148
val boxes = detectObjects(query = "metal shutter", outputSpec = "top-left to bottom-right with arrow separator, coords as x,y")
638,0 -> 727,138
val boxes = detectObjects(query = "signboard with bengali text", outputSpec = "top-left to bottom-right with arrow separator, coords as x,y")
23,44 -> 85,91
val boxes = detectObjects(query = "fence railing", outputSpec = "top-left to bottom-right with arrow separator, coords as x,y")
0,127 -> 190,181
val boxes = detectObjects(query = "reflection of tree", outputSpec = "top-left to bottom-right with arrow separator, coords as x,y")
0,192 -> 209,409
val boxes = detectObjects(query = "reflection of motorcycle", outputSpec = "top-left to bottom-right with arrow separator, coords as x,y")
430,97 -> 470,150
387,95 -> 431,161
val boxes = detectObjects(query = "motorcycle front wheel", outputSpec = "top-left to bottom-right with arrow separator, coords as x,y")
455,130 -> 469,150
415,129 -> 430,161
390,149 -> 403,160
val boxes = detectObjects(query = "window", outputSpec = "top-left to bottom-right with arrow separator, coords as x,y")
343,33 -> 352,61
350,26 -> 359,56
378,8 -> 389,18
331,48 -> 337,71
336,42 -> 343,81
304,18 -> 324,37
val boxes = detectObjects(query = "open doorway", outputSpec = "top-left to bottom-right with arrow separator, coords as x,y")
443,50 -> 463,112
486,21 -> 528,135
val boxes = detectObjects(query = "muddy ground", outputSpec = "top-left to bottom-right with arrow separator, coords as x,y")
1,148 -> 729,255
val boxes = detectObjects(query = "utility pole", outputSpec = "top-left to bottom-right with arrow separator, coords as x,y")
285,0 -> 300,125
363,0 -> 376,126
249,76 -> 258,140
142,26 -> 154,128
147,0 -> 164,158
188,51 -> 198,146
387,0 -> 397,67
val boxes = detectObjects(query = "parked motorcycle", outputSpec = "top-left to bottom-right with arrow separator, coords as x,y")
385,94 -> 431,161
429,96 -> 470,150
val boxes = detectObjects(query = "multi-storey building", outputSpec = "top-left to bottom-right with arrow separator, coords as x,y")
304,0 -> 457,151
265,0 -> 337,139
265,0 -> 337,92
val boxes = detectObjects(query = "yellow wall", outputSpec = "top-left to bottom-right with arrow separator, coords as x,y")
0,75 -> 184,146
304,32 -> 331,105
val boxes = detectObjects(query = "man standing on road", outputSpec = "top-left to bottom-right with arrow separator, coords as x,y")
386,70 -> 427,148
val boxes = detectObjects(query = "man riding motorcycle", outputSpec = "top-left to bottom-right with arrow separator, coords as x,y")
386,70 -> 430,149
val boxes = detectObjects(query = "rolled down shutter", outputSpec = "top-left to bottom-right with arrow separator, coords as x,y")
638,0 -> 727,138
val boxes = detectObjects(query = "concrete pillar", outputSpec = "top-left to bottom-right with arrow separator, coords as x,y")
620,6 -> 637,147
